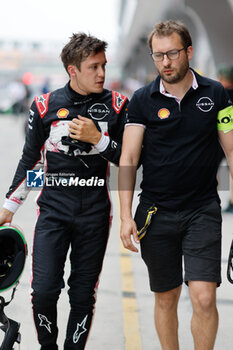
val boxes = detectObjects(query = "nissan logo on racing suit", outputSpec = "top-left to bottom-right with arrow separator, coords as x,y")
88,103 -> 110,120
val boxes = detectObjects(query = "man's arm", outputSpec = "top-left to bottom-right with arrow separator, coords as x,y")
68,113 -> 125,165
219,129 -> 233,178
1,100 -> 47,221
118,125 -> 145,252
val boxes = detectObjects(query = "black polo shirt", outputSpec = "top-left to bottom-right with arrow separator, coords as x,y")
127,69 -> 233,209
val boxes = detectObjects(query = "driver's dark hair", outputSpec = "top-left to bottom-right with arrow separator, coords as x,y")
61,33 -> 108,72
148,20 -> 192,52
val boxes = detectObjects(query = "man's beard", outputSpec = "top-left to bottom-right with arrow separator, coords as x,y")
159,61 -> 189,84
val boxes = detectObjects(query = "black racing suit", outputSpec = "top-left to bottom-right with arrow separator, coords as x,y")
4,82 -> 128,349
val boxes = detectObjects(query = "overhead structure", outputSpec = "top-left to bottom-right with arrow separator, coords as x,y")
117,0 -> 233,83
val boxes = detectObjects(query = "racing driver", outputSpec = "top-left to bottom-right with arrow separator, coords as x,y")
0,33 -> 128,350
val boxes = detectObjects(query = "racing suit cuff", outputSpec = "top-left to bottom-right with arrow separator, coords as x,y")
3,198 -> 21,214
94,134 -> 110,152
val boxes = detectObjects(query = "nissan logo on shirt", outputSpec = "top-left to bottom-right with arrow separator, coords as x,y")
196,97 -> 214,112
88,103 -> 110,120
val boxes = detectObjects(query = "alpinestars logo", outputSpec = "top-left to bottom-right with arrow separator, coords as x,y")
38,96 -> 47,112
112,91 -> 127,114
35,92 -> 51,118
73,315 -> 88,343
38,314 -> 52,333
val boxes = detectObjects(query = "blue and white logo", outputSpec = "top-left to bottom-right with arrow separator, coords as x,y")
26,169 -> 45,188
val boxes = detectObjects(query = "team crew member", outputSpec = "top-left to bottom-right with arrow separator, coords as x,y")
118,20 -> 233,350
0,33 -> 128,350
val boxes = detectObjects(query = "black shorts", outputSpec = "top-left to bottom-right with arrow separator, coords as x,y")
134,198 -> 222,292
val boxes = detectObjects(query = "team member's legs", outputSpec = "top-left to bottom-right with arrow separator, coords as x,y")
31,208 -> 71,350
135,198 -> 221,350
64,199 -> 111,350
224,176 -> 233,212
154,286 -> 182,350
135,199 -> 184,350
183,200 -> 222,350
189,281 -> 218,350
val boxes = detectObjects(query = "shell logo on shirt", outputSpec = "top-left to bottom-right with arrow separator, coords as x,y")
158,108 -> 170,119
57,108 -> 69,118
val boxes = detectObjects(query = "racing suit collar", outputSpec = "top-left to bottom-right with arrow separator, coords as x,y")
64,82 -> 106,105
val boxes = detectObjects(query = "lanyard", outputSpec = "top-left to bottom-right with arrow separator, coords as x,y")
137,206 -> 157,240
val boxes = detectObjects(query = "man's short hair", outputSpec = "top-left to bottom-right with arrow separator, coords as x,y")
60,33 -> 108,72
148,20 -> 192,52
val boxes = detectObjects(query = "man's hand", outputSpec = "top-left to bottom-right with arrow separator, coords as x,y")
120,217 -> 139,253
118,125 -> 144,253
0,208 -> 14,225
69,116 -> 102,145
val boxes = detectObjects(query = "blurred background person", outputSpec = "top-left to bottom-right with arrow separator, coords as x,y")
41,77 -> 51,94
7,78 -> 30,116
217,64 -> 233,95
